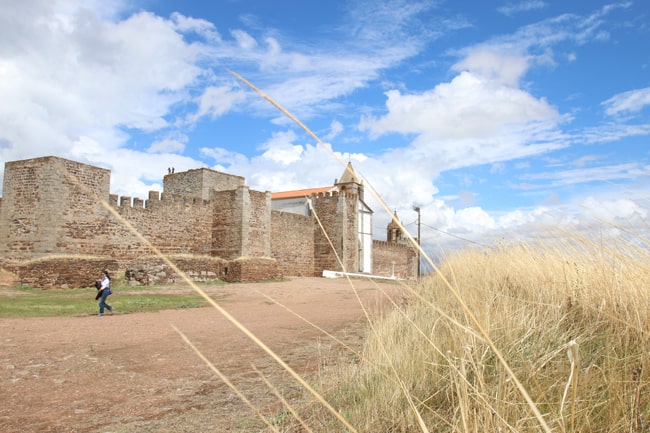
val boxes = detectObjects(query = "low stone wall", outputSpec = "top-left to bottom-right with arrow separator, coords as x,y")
2,255 -> 283,289
2,257 -> 120,289
222,257 -> 282,283
124,256 -> 281,285
124,256 -> 227,285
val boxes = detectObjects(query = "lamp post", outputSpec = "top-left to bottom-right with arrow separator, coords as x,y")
413,206 -> 421,279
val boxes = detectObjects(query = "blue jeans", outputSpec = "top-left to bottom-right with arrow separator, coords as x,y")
98,289 -> 112,314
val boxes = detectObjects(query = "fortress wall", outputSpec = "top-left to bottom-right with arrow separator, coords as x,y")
372,240 -> 417,279
222,257 -> 282,283
124,256 -> 227,285
105,194 -> 215,260
1,157 -> 219,262
4,257 -> 119,289
311,192 -> 341,273
121,255 -> 281,286
1,155 -> 418,285
271,210 -> 315,277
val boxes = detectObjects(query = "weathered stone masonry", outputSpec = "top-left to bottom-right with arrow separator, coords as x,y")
0,156 -> 416,288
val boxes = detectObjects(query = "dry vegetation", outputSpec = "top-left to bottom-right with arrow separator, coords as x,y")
287,230 -> 650,432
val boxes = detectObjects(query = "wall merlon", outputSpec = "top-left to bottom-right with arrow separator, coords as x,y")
314,191 -> 336,199
120,196 -> 132,207
373,239 -> 415,250
142,191 -> 211,210
184,196 -> 206,206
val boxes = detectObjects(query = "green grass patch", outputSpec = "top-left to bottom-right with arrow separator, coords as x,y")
0,285 -> 207,318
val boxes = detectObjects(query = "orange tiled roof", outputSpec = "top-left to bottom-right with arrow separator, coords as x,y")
271,186 -> 334,199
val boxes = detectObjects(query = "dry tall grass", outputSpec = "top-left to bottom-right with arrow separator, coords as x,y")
299,230 -> 650,432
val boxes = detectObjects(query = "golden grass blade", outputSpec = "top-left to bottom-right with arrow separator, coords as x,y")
172,325 -> 280,433
228,69 -> 552,433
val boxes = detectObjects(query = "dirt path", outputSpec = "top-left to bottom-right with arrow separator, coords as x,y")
0,277 -> 405,432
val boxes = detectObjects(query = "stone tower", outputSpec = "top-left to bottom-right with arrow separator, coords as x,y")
0,156 -> 111,258
163,167 -> 272,259
387,211 -> 404,243
334,161 -> 363,201
310,162 -> 373,274
163,167 -> 245,200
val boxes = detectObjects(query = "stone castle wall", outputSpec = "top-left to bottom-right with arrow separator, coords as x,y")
124,255 -> 226,285
2,257 -> 120,289
271,210 -> 315,276
108,193 -> 215,259
372,240 -> 418,279
209,186 -> 273,259
0,156 -> 416,287
0,157 -> 219,262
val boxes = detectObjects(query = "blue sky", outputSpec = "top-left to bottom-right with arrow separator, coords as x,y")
1,0 -> 649,251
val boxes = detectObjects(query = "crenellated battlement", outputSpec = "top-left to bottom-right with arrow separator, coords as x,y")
310,189 -> 358,200
311,190 -> 337,200
373,239 -> 415,250
109,191 -> 211,210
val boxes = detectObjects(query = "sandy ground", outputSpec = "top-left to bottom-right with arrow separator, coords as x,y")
0,277 -> 405,433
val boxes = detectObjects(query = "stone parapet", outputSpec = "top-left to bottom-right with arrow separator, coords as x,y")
124,255 -> 227,285
3,256 -> 119,289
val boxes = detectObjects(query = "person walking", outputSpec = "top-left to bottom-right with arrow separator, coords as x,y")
97,270 -> 114,316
